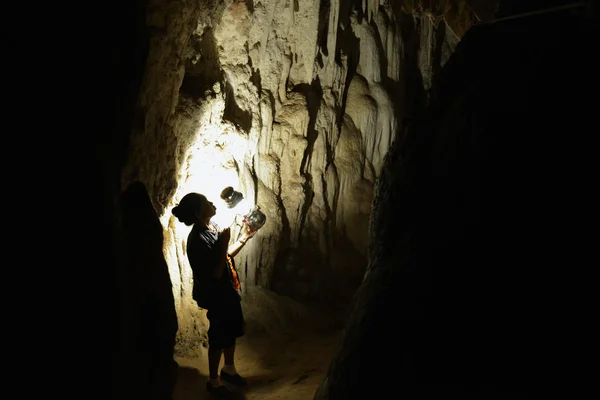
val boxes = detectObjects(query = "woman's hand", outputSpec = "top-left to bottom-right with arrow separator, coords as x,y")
240,222 -> 257,242
212,227 -> 231,278
219,227 -> 231,248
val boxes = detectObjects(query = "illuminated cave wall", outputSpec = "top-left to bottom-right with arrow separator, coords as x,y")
110,1 -> 597,398
120,0 -> 489,353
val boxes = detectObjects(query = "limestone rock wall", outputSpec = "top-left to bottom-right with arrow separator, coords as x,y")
121,0 -> 487,353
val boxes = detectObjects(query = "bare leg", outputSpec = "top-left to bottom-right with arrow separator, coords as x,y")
208,347 -> 223,380
221,341 -> 247,385
223,343 -> 235,366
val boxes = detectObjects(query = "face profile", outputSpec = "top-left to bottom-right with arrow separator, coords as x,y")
197,196 -> 216,221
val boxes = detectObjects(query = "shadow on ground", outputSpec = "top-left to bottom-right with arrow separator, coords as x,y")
174,365 -> 288,399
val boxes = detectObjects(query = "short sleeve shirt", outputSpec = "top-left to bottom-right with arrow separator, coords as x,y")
186,222 -> 240,308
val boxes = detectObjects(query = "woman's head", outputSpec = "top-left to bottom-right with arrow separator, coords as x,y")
171,192 -> 216,226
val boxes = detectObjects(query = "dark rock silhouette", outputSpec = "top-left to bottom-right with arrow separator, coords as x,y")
115,181 -> 179,400
315,4 -> 597,399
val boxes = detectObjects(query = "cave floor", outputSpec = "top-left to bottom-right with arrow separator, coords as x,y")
173,328 -> 342,400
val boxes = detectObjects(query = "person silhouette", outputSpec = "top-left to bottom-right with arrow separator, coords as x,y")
172,192 -> 257,397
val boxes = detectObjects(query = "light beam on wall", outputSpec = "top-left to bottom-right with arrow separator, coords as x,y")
163,108 -> 249,234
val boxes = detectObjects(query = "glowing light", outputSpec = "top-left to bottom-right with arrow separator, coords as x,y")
159,99 -> 250,233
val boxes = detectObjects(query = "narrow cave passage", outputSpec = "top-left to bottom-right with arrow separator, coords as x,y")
108,1 -> 598,399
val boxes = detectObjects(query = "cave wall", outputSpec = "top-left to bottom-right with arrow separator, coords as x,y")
105,1 -> 597,399
116,181 -> 179,400
120,0 -> 490,353
315,2 -> 598,398
108,0 -> 179,399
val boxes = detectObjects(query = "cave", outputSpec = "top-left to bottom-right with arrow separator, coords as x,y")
104,1 -> 599,399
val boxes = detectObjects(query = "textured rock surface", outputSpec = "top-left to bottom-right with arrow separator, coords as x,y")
116,181 -> 179,400
121,0 -> 487,355
314,4 -> 598,399
105,1 -> 597,399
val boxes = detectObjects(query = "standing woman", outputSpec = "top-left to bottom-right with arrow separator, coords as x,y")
172,192 -> 256,396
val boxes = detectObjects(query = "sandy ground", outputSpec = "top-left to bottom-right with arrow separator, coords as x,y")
173,328 -> 342,400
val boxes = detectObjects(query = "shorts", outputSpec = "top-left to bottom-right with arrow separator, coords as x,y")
206,298 -> 245,349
